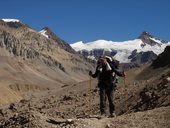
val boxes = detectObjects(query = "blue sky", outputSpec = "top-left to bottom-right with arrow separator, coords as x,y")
1,0 -> 170,43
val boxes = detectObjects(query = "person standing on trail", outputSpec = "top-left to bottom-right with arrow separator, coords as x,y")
89,57 -> 125,117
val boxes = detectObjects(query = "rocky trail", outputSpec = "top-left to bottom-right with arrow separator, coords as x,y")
0,70 -> 170,128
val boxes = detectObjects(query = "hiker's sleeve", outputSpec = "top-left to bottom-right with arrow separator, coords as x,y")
91,67 -> 99,78
106,62 -> 112,71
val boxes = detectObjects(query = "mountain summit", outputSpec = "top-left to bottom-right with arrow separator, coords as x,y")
138,31 -> 168,46
0,18 -> 29,28
39,27 -> 75,53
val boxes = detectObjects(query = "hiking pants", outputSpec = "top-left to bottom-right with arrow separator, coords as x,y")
99,82 -> 115,114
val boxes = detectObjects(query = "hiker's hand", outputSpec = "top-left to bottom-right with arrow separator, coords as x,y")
89,71 -> 92,76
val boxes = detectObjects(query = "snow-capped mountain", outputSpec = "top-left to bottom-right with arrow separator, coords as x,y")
71,32 -> 170,64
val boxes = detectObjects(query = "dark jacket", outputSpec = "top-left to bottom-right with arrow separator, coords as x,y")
91,63 -> 123,83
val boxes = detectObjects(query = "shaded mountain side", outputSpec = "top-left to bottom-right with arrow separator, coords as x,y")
151,46 -> 170,68
120,50 -> 157,71
136,46 -> 170,80
129,50 -> 157,64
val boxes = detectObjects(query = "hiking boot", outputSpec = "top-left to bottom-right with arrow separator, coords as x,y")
109,112 -> 116,118
98,113 -> 107,119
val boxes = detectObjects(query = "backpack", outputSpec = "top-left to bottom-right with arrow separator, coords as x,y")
112,73 -> 120,84
111,59 -> 120,84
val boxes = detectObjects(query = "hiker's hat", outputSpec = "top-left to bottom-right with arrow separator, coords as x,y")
104,56 -> 112,62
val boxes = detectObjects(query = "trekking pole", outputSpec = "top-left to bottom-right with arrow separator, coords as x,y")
89,76 -> 91,102
89,75 -> 92,91
123,76 -> 126,86
123,70 -> 128,113
89,75 -> 92,110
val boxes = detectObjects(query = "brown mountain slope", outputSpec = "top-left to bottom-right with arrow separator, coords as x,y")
0,20 -> 94,105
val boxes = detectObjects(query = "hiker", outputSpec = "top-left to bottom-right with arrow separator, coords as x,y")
89,57 -> 125,117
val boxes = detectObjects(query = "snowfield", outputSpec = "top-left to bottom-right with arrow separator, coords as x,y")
71,38 -> 170,63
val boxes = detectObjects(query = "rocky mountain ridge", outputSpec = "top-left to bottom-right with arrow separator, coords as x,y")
39,27 -> 76,53
0,18 -> 93,79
